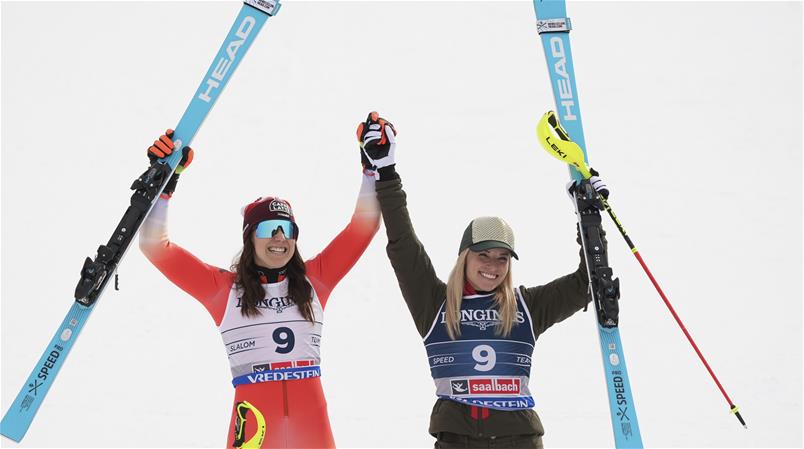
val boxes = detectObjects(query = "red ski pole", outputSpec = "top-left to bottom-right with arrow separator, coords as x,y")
537,110 -> 747,429
597,194 -> 747,429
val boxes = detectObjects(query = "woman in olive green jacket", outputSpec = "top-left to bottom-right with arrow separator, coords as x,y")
357,112 -> 607,448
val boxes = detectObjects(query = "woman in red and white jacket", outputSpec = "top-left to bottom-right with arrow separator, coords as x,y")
139,128 -> 381,448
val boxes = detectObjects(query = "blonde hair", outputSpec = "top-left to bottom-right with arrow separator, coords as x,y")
444,249 -> 517,340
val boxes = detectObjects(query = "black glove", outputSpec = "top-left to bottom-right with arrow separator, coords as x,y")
588,168 -> 609,199
566,167 -> 609,200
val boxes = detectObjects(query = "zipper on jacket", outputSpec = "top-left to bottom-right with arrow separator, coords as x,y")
282,380 -> 289,416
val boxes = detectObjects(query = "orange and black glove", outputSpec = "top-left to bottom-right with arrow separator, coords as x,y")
147,129 -> 194,196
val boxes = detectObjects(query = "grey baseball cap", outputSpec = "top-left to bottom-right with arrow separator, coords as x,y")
459,216 -> 518,260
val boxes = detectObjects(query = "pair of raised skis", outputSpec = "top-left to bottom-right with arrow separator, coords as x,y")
532,1 -> 745,447
2,0 -> 744,446
0,0 -> 281,442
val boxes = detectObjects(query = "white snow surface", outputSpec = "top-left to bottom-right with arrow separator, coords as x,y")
1,1 -> 802,448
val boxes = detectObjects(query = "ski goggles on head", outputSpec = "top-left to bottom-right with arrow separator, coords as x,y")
255,219 -> 297,239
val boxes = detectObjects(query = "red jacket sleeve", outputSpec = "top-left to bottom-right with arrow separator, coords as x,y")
139,197 -> 233,325
305,174 -> 381,307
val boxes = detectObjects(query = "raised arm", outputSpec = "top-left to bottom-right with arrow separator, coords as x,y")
304,173 -> 381,306
520,175 -> 613,337
520,246 -> 590,337
139,131 -> 231,324
359,112 -> 446,337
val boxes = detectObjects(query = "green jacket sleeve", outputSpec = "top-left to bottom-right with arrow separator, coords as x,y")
376,177 -> 446,337
520,247 -> 592,338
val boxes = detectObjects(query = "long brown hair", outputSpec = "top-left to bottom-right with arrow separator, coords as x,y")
444,249 -> 517,340
231,239 -> 315,322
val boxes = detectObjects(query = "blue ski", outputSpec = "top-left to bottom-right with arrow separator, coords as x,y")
531,1 -> 643,447
0,0 -> 280,442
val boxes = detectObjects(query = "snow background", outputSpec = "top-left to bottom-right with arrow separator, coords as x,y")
2,1 -> 802,447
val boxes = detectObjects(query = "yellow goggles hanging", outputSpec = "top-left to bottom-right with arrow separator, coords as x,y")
233,401 -> 266,448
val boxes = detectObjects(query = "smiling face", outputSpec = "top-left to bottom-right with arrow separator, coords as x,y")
252,227 -> 296,269
465,247 -> 511,292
